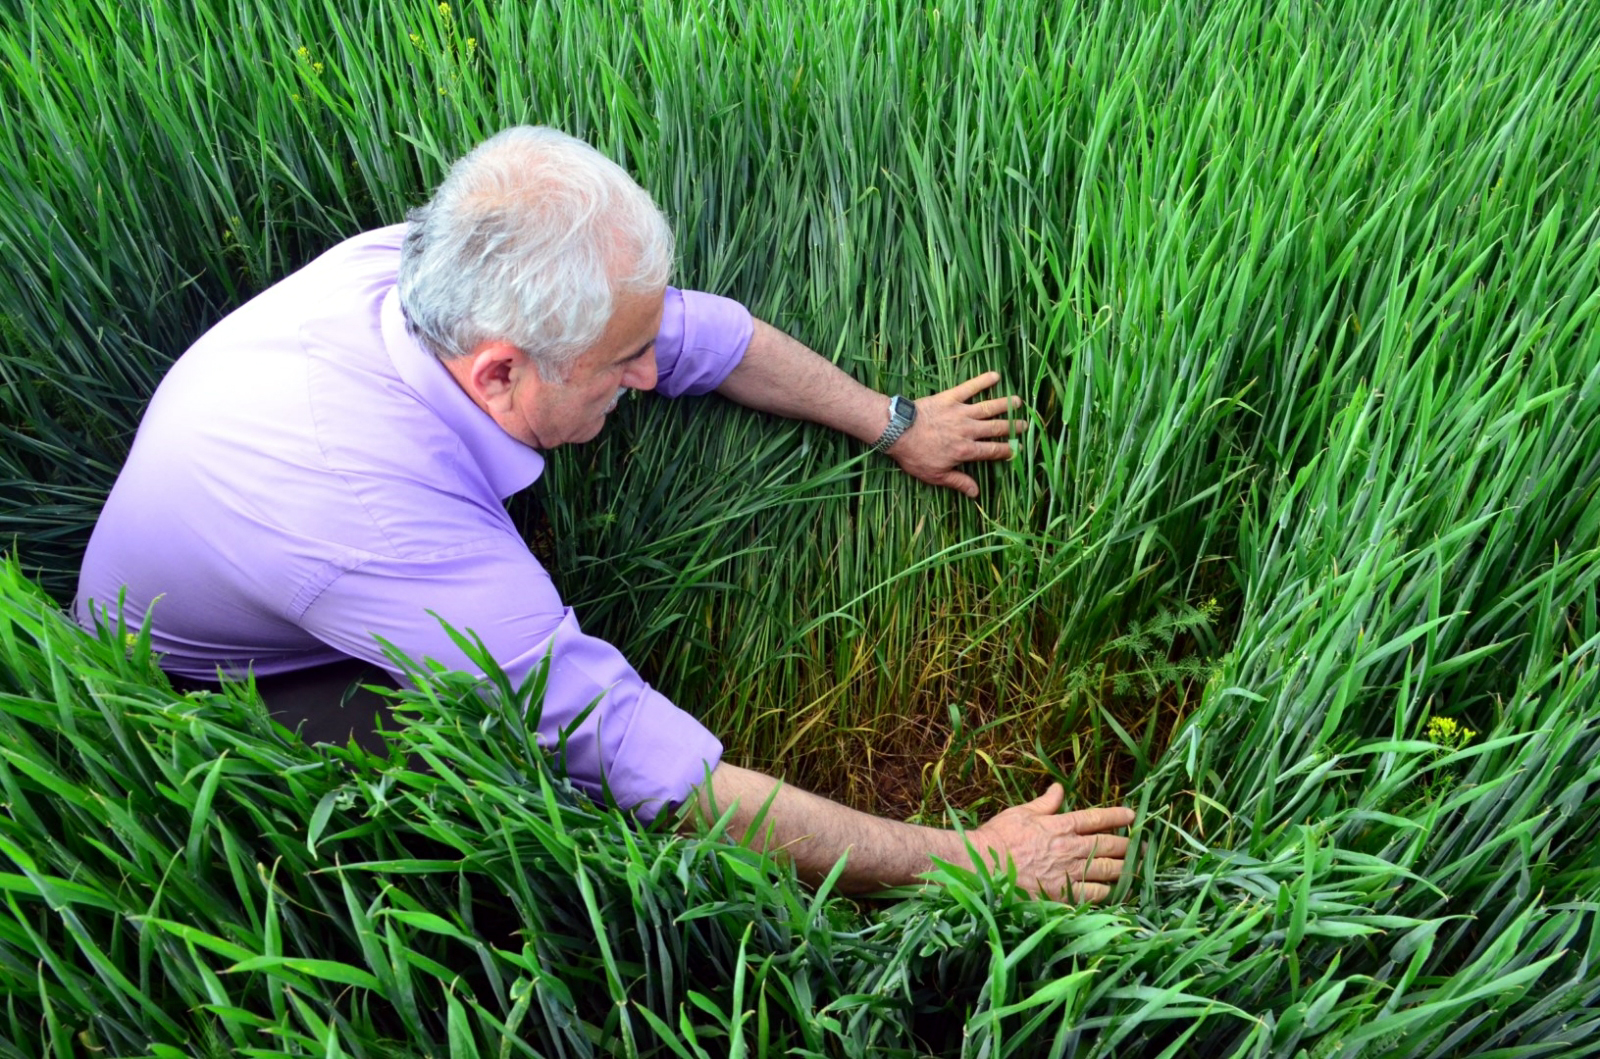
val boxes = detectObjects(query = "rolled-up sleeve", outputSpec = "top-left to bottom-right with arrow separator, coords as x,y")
654,287 -> 754,396
297,537 -> 720,820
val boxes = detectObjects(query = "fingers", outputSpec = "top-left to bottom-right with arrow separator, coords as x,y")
1022,782 -> 1066,815
970,395 -> 1024,420
1069,882 -> 1112,903
1047,854 -> 1128,902
1063,806 -> 1138,833
928,470 -> 979,498
972,416 -> 1027,439
971,441 -> 1016,462
1081,856 -> 1125,884
1020,848 -> 1129,902
1066,833 -> 1130,862
938,381 -> 1028,427
946,370 -> 1002,402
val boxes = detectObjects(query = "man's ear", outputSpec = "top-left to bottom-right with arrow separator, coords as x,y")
448,341 -> 525,414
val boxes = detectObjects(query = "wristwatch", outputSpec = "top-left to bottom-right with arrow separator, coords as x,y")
871,395 -> 917,453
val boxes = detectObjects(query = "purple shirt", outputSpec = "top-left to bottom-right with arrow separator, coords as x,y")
75,224 -> 753,818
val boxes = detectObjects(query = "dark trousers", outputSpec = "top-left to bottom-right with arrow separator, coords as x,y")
172,658 -> 401,755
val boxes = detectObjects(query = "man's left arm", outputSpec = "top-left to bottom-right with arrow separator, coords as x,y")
715,320 -> 1029,498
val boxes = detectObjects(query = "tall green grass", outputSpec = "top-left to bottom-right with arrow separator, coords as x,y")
3,0 -> 1600,1053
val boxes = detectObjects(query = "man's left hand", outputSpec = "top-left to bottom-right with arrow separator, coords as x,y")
887,371 -> 1028,498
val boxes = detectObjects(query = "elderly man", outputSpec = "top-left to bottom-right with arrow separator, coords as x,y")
77,126 -> 1133,900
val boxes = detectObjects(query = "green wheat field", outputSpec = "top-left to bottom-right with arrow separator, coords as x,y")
3,0 -> 1599,1055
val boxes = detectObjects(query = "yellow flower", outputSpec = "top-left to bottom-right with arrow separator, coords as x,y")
409,32 -> 422,46
1425,716 -> 1477,748
296,46 -> 309,59
466,37 -> 477,50
438,2 -> 449,14
312,61 -> 324,75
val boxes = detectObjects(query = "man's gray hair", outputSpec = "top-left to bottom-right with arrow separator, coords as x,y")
397,126 -> 674,378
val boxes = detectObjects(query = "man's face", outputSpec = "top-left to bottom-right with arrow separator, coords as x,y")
507,286 -> 664,449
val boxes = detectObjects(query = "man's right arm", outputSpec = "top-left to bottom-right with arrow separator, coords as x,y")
684,762 -> 1135,902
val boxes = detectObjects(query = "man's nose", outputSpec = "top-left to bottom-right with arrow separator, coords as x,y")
625,346 -> 658,391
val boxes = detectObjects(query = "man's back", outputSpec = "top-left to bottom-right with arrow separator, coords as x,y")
74,225 -> 538,679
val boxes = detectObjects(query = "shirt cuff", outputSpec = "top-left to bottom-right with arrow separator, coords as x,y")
654,288 -> 754,397
600,689 -> 724,822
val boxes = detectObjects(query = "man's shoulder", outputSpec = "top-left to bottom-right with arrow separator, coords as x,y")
304,224 -> 410,278
227,224 -> 409,332
139,221 -> 470,526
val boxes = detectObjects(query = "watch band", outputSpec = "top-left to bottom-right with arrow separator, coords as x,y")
871,395 -> 917,453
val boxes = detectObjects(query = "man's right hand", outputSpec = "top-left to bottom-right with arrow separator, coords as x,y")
969,784 -> 1136,902
685,763 -> 1136,903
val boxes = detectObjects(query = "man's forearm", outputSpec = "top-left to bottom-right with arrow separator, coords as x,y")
715,320 -> 891,445
683,762 -> 970,892
683,762 -> 1137,901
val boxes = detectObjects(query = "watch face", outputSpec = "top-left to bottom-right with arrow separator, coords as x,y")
892,395 -> 917,425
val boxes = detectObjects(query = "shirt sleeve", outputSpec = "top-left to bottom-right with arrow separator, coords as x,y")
296,536 -> 721,821
653,288 -> 754,397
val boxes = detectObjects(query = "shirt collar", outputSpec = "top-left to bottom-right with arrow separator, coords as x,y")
381,287 -> 545,499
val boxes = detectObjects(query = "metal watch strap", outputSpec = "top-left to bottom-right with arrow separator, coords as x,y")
871,395 -> 916,453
